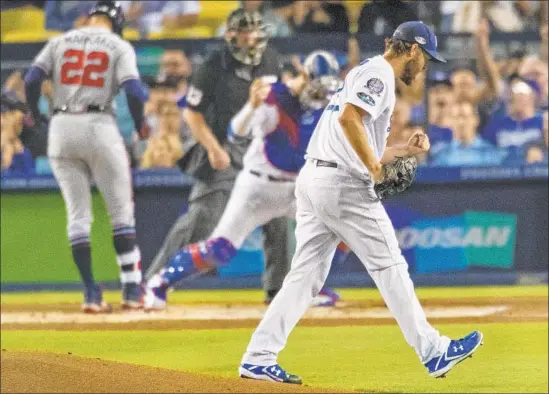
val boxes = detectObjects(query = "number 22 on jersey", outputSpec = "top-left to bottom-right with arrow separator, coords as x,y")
60,49 -> 109,88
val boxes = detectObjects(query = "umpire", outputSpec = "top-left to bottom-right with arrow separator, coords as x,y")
145,9 -> 289,303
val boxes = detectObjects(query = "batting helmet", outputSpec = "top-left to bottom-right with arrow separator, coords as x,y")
300,51 -> 341,111
89,1 -> 125,36
303,50 -> 340,80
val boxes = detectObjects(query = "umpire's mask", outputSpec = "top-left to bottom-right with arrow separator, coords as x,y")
300,51 -> 341,111
225,9 -> 270,66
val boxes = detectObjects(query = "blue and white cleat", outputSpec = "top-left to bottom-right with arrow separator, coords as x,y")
311,287 -> 341,307
144,273 -> 168,311
239,363 -> 302,385
425,331 -> 484,378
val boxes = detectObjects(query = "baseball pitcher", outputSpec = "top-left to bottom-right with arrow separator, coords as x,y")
238,22 -> 484,385
144,51 -> 348,310
24,1 -> 149,313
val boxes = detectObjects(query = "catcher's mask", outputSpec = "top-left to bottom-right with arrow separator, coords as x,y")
225,9 -> 270,66
89,1 -> 125,36
300,51 -> 341,111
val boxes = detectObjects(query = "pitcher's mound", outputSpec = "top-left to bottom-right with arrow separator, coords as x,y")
1,350 -> 342,393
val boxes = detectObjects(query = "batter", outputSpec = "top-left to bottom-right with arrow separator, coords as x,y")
24,1 -> 149,312
238,22 -> 484,385
145,51 -> 346,310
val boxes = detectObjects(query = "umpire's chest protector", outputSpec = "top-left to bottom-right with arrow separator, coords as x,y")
180,46 -> 280,181
210,46 -> 280,143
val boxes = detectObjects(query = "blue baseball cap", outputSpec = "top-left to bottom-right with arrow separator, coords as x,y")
392,21 -> 446,63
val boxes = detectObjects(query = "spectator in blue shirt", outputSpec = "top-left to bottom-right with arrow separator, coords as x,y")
1,146 -> 34,176
520,111 -> 548,165
422,73 -> 455,156
45,1 -> 95,31
431,101 -> 508,167
482,78 -> 547,150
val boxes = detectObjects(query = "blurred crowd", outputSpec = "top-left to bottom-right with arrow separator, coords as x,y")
398,19 -> 549,167
1,1 -> 548,176
2,1 -> 547,38
1,48 -> 193,174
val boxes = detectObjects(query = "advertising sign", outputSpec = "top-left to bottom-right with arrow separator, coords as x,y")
387,207 -> 517,274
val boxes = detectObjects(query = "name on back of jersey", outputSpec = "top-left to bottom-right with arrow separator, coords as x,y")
64,34 -> 117,52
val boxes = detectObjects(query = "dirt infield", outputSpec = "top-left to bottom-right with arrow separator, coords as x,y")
0,351 -> 346,393
1,296 -> 547,331
2,295 -> 546,393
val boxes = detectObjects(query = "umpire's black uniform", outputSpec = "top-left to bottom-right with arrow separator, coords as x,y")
145,19 -> 289,300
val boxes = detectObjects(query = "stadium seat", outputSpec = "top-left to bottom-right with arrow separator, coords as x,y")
1,6 -> 57,43
2,30 -> 62,43
123,28 -> 140,41
1,8 -> 19,38
1,6 -> 45,33
1,6 -> 45,41
148,26 -> 214,40
197,0 -> 238,32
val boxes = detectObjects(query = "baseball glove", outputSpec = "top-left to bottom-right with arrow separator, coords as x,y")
374,156 -> 418,200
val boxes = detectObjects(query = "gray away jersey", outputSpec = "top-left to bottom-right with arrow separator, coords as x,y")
33,26 -> 139,110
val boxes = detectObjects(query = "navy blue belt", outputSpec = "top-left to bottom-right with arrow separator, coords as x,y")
53,105 -> 106,115
315,159 -> 338,169
249,170 -> 293,182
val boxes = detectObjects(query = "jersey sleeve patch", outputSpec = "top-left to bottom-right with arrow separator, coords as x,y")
356,92 -> 376,106
365,78 -> 384,96
186,85 -> 204,107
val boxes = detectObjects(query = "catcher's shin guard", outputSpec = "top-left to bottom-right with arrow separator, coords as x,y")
161,237 -> 237,287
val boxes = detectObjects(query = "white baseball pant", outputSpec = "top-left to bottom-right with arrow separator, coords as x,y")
242,160 -> 450,365
211,169 -> 296,248
48,113 -> 140,281
48,113 -> 135,235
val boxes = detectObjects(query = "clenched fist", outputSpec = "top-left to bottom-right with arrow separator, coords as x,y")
406,131 -> 430,156
249,78 -> 272,109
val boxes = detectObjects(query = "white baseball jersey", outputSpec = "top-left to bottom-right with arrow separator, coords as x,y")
239,104 -> 292,178
242,57 -> 453,369
33,26 -> 139,110
306,55 -> 396,178
230,82 -> 320,180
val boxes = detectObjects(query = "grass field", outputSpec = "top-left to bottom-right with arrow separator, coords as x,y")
2,286 -> 548,393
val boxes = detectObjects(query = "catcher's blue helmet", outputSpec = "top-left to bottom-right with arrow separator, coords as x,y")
89,1 -> 125,36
